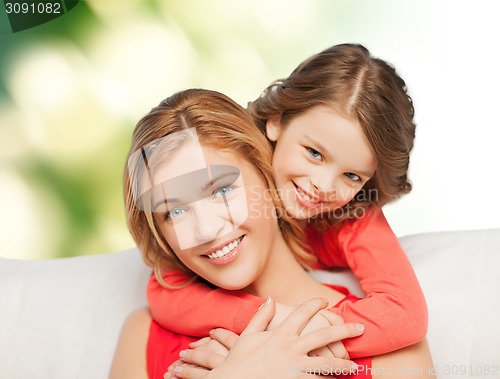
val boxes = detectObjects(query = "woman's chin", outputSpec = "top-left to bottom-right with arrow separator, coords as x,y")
205,274 -> 254,292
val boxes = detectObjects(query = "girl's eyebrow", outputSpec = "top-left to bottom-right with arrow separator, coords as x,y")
304,135 -> 330,158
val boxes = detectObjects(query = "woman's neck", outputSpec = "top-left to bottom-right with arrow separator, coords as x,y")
243,234 -> 345,308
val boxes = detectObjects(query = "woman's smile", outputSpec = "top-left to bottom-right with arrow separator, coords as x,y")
203,235 -> 245,265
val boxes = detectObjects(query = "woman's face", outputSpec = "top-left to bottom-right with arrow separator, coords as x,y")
152,139 -> 281,290
266,105 -> 377,220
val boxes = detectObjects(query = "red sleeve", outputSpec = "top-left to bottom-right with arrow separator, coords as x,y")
306,207 -> 428,358
147,270 -> 264,337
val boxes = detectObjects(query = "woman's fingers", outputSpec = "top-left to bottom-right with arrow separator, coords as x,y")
277,297 -> 329,336
240,297 -> 275,336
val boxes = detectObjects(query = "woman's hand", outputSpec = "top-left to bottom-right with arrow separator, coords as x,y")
165,297 -> 364,379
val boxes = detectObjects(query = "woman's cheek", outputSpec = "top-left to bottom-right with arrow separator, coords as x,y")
227,191 -> 249,227
245,183 -> 274,221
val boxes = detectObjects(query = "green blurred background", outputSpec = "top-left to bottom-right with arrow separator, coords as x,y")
1,0 -> 499,260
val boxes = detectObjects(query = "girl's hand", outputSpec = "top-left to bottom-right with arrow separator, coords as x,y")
271,301 -> 350,360
302,309 -> 349,360
164,335 -> 231,379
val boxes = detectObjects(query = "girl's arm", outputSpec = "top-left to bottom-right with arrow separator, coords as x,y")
307,207 -> 428,358
147,271 -> 263,336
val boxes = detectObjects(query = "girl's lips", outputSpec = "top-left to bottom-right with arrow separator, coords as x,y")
204,236 -> 244,265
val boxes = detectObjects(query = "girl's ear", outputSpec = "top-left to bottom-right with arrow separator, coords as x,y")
266,115 -> 282,142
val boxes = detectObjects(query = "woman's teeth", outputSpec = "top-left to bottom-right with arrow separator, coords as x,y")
207,237 -> 242,259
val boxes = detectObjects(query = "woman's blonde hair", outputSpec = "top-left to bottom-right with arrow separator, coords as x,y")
124,89 -> 314,286
249,43 -> 416,229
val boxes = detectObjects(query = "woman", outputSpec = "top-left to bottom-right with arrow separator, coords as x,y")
110,89 -> 434,379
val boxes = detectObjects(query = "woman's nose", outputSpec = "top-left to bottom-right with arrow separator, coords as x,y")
192,201 -> 227,243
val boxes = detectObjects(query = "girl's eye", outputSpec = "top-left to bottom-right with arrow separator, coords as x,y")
163,207 -> 186,221
214,185 -> 234,198
345,172 -> 361,182
306,147 -> 323,161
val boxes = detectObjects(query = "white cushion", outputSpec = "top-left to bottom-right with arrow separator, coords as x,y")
1,229 -> 499,378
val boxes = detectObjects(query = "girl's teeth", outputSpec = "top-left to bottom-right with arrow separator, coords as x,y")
298,187 -> 316,203
208,237 -> 241,259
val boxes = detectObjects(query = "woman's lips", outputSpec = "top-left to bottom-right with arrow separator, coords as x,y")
204,236 -> 244,265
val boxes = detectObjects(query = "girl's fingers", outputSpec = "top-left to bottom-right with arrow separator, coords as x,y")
208,328 -> 239,350
188,337 -> 212,349
277,298 -> 329,336
165,362 -> 210,379
326,340 -> 350,359
297,355 -> 359,377
178,349 -> 226,370
298,322 -> 364,352
319,308 -> 345,326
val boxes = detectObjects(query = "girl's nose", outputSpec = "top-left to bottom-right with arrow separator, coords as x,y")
310,171 -> 337,199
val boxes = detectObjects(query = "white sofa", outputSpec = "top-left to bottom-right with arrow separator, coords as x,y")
1,229 -> 499,379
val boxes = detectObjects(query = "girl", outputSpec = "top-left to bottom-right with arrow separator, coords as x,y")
147,43 -> 427,359
110,89 -> 434,379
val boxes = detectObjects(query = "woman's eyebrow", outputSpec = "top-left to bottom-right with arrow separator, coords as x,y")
151,167 -> 240,211
201,170 -> 240,192
153,198 -> 178,212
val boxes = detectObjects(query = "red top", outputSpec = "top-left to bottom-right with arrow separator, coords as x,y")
147,286 -> 373,379
147,207 -> 428,358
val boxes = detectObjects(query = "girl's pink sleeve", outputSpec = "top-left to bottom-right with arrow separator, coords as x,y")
147,270 -> 264,337
307,207 -> 428,358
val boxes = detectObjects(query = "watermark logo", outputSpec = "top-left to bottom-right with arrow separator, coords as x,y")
3,0 -> 79,33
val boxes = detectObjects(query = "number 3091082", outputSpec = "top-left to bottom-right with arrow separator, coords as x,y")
5,2 -> 62,14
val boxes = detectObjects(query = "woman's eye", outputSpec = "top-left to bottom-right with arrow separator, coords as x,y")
345,172 -> 361,182
163,208 -> 186,221
214,185 -> 234,198
306,147 -> 323,161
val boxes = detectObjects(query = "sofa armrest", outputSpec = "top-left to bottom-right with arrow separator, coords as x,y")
0,248 -> 150,379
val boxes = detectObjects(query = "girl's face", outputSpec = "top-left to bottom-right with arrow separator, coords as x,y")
267,105 -> 376,220
152,141 -> 281,290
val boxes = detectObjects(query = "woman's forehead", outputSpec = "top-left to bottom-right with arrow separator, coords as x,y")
128,128 -> 254,211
